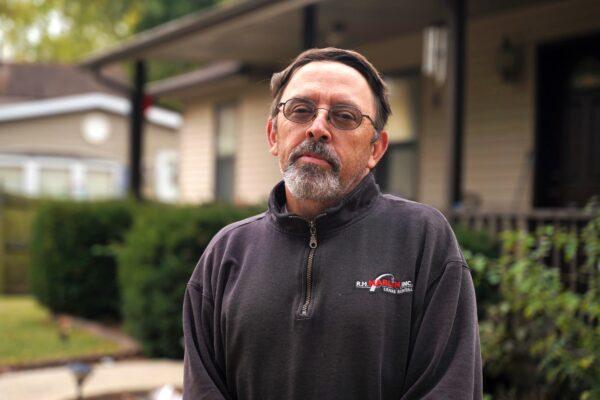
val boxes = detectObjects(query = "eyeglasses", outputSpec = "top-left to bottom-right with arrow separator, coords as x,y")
277,98 -> 376,131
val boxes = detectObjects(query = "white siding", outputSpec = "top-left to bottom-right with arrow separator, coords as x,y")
180,101 -> 215,203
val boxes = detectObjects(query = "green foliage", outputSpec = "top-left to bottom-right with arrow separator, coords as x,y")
29,200 -> 134,319
0,0 -> 137,62
115,203 -> 262,358
469,217 -> 600,400
132,0 -> 220,33
454,224 -> 499,258
1,0 -> 220,68
0,194 -> 37,294
454,225 -> 501,319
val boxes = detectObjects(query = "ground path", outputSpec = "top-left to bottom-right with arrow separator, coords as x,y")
0,359 -> 183,400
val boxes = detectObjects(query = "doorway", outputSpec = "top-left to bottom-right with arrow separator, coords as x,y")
535,32 -> 600,208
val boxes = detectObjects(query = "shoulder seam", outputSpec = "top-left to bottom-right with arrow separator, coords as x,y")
217,212 -> 265,236
445,259 -> 469,270
425,259 -> 470,293
206,212 -> 266,250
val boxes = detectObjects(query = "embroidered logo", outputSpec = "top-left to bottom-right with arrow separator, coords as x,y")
355,273 -> 413,295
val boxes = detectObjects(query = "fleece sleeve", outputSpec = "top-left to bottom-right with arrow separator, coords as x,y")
400,262 -> 483,400
182,282 -> 231,400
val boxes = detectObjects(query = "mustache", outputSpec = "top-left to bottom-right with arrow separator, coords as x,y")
287,140 -> 341,172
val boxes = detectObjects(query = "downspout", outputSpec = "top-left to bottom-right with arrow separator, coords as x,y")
303,4 -> 317,49
446,0 -> 466,210
130,60 -> 146,201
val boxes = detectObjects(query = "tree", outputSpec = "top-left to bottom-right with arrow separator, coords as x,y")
0,0 -> 221,65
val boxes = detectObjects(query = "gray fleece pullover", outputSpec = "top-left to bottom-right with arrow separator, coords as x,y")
183,173 -> 483,399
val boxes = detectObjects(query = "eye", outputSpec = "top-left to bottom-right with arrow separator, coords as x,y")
336,111 -> 357,120
288,99 -> 314,112
333,108 -> 359,122
290,105 -> 312,114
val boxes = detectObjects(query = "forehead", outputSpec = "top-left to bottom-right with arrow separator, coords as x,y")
281,61 -> 375,112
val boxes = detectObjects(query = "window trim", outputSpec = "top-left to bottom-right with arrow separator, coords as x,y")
0,153 -> 124,198
375,73 -> 421,199
213,100 -> 238,202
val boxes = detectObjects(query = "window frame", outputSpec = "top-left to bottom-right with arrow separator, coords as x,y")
213,100 -> 239,203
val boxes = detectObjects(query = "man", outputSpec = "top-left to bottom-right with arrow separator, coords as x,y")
183,48 -> 482,400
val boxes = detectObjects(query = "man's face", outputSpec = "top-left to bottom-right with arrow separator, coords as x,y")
267,61 -> 387,202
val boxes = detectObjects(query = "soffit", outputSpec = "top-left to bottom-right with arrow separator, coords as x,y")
82,0 -> 560,68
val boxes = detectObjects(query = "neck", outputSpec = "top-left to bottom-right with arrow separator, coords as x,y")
284,188 -> 338,220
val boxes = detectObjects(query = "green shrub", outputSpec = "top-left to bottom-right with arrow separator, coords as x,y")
454,224 -> 501,319
29,200 -> 133,319
115,203 -> 262,358
470,216 -> 600,400
0,193 -> 37,294
453,223 -> 499,258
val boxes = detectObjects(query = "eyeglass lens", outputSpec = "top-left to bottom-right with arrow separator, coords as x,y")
282,99 -> 363,130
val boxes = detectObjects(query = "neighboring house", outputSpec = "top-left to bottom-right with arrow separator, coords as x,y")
0,63 -> 181,202
81,0 -> 600,215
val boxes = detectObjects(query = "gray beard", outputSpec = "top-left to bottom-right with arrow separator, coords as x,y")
281,139 -> 343,202
283,161 -> 342,202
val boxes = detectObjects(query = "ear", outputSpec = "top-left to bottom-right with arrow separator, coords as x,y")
367,131 -> 389,169
266,117 -> 278,156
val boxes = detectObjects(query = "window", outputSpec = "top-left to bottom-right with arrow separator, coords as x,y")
214,102 -> 237,202
40,167 -> 70,197
86,169 -> 115,198
155,150 -> 179,202
375,75 -> 420,200
0,154 -> 123,199
0,166 -> 23,194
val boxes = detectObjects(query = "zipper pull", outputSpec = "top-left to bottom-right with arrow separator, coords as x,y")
308,221 -> 317,248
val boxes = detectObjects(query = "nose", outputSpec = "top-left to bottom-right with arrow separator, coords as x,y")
306,108 -> 332,142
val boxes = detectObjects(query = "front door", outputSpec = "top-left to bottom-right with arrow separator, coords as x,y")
535,33 -> 600,208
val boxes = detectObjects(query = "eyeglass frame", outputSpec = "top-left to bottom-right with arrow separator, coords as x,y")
276,97 -> 378,131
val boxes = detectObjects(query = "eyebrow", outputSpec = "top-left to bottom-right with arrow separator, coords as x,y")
293,95 -> 363,110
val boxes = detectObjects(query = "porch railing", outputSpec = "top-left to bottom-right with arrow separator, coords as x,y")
447,208 -> 597,291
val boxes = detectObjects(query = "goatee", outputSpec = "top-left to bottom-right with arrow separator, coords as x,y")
282,140 -> 342,202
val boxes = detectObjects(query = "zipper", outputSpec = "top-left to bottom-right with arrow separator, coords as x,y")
300,220 -> 318,317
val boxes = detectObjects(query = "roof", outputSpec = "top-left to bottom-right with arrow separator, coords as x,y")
0,92 -> 182,129
0,63 -> 123,104
80,0 -> 553,70
148,61 -> 246,97
81,0 -> 321,68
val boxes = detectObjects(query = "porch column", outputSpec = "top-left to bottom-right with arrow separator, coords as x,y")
446,0 -> 466,209
303,5 -> 317,49
129,59 -> 146,200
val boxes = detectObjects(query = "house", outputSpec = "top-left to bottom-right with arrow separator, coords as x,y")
81,0 -> 600,219
0,63 -> 181,202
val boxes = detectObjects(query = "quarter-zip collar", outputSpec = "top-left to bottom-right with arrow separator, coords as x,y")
267,172 -> 380,235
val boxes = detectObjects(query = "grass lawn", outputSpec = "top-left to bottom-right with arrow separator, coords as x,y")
0,296 -> 121,366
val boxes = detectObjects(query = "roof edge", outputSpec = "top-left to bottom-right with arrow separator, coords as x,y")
80,0 -> 282,68
147,61 -> 245,97
0,93 -> 182,129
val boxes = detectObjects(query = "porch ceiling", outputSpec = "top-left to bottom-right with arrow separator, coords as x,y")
141,0 -> 445,66
81,0 -> 558,69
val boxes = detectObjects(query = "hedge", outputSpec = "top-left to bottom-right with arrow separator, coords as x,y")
115,203 -> 262,358
29,200 -> 133,319
469,215 -> 600,400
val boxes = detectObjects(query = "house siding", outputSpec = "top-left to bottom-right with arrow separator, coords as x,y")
464,0 -> 600,211
0,111 -> 178,199
236,84 -> 280,204
178,0 -> 600,209
179,84 -> 279,205
360,0 -> 600,211
180,101 -> 215,203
